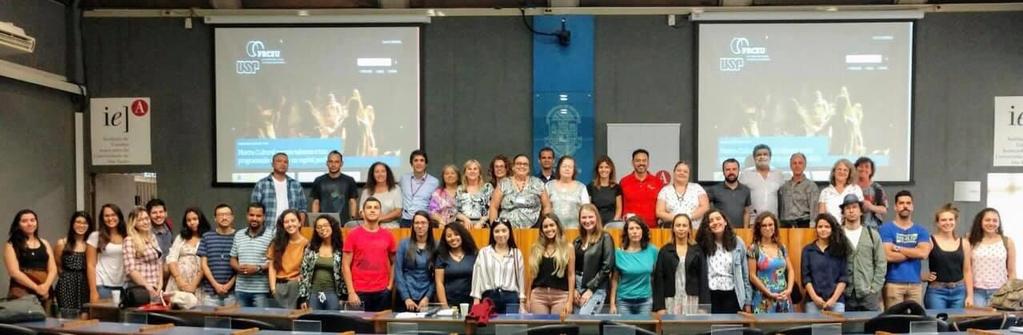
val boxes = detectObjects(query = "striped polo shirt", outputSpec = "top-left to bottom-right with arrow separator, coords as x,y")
230,226 -> 273,293
197,230 -> 236,294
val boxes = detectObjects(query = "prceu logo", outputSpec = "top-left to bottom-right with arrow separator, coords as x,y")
545,105 -> 582,157
236,40 -> 285,74
719,37 -> 770,72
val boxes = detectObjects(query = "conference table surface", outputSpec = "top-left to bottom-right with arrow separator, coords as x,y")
84,300 -> 1013,335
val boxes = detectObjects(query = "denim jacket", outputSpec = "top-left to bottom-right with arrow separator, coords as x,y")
730,236 -> 753,307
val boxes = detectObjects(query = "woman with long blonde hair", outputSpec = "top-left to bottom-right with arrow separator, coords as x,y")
573,204 -> 615,314
526,213 -> 575,314
123,206 -> 164,299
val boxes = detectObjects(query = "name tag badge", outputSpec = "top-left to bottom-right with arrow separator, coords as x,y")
514,196 -> 530,206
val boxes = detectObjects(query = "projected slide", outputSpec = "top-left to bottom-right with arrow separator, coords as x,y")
215,27 -> 420,183
697,22 -> 913,182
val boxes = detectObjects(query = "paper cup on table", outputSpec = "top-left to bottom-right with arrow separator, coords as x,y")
460,303 -> 470,316
111,290 -> 121,306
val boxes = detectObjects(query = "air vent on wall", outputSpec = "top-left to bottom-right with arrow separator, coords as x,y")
0,22 -> 36,56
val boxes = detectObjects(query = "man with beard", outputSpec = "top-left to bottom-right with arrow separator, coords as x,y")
879,190 -> 932,308
840,194 -> 887,311
310,150 -> 359,224
739,144 -> 784,222
230,203 -> 273,307
779,153 -> 819,228
620,149 -> 663,226
706,158 -> 752,228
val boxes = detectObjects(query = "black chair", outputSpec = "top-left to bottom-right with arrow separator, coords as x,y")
231,317 -> 277,330
146,312 -> 192,326
953,315 -> 1017,331
693,327 -> 765,335
598,320 -> 657,335
863,314 -> 950,334
527,324 -> 580,335
296,312 -> 374,333
0,323 -> 38,335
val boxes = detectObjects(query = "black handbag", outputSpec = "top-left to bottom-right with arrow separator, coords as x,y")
120,286 -> 151,309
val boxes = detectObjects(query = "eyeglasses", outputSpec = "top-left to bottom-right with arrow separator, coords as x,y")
513,162 -> 529,166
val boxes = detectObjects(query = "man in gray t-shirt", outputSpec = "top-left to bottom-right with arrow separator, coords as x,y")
706,158 -> 752,228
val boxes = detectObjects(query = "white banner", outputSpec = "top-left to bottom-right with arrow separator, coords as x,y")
993,96 -> 1023,166
987,173 -> 1023,275
90,97 -> 152,165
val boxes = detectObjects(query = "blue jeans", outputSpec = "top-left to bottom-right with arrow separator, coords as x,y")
203,293 -> 237,307
399,218 -> 413,228
236,291 -> 270,307
805,301 -> 845,313
307,290 -> 341,310
924,283 -> 966,309
482,289 -> 520,314
574,275 -> 607,315
974,288 -> 998,307
616,297 -> 653,315
96,286 -> 122,300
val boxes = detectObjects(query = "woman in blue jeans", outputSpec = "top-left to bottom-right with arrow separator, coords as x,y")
470,219 -> 526,313
801,214 -> 850,313
924,204 -> 973,308
610,217 -> 658,315
573,204 -> 615,314
297,215 -> 346,310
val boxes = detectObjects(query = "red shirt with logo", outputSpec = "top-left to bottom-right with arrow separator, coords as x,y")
620,172 -> 665,227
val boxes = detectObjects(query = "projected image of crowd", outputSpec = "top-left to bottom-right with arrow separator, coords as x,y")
249,88 -> 379,156
740,86 -> 878,157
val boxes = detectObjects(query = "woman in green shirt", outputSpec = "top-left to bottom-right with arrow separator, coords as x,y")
610,216 -> 658,315
297,215 -> 346,310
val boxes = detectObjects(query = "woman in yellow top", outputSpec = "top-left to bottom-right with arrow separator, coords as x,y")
268,209 -> 308,309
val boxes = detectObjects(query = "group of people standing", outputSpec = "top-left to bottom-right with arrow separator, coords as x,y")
4,145 -> 1015,318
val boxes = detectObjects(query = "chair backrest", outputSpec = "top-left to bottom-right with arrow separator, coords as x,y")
231,317 -> 277,330
528,324 -> 580,335
598,321 -> 657,335
297,313 -> 374,333
0,323 -> 38,335
693,327 -> 765,335
864,314 -> 950,334
146,312 -> 192,326
773,325 -> 813,335
880,300 -> 927,316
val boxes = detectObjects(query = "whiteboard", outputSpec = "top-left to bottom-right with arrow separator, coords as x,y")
606,123 -> 680,177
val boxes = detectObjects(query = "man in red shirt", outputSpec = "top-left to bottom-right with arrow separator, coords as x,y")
342,197 -> 397,311
619,149 -> 664,227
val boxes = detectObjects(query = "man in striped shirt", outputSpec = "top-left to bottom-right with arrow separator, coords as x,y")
230,202 -> 273,307
199,203 -> 238,306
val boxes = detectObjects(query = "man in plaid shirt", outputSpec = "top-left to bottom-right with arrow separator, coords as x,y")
250,152 -> 308,227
